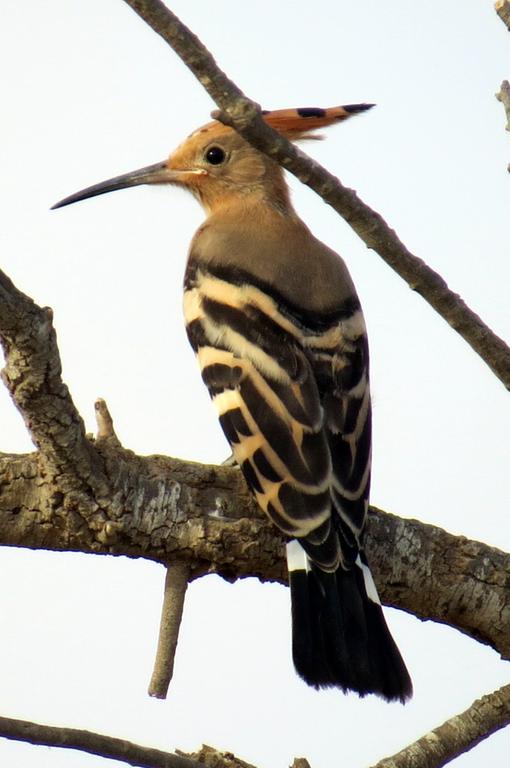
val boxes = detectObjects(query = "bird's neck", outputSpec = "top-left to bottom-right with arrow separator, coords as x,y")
200,194 -> 304,245
197,172 -> 294,218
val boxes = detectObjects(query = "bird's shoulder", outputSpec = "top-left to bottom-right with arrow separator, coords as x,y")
186,205 -> 360,320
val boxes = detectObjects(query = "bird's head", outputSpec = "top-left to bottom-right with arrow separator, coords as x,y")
51,103 -> 374,214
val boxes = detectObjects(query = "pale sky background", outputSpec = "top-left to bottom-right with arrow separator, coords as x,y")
1,1 -> 509,767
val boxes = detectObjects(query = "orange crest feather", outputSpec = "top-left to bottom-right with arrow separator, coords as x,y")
261,103 -> 375,139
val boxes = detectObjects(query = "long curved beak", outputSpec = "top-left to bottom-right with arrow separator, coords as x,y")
51,161 -> 197,210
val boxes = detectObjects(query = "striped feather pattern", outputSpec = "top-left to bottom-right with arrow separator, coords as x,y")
183,262 -> 371,568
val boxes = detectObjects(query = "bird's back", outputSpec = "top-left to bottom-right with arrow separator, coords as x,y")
184,201 -> 370,563
187,202 -> 359,318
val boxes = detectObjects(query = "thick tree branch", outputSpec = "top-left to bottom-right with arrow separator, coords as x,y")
0,715 -> 202,768
371,683 -> 510,768
1,444 -> 509,660
121,0 -> 510,390
0,269 -> 109,494
368,508 -> 510,660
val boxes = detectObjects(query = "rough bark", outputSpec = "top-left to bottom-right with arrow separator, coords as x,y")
0,271 -> 108,492
371,683 -> 510,768
1,445 -> 509,660
496,0 -> 510,31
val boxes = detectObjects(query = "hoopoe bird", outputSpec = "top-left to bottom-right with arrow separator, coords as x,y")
53,103 -> 412,702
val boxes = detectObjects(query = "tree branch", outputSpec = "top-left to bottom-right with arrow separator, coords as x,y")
0,717 -> 263,768
148,562 -> 191,698
496,81 -> 510,155
371,683 -> 510,768
121,0 -> 510,390
496,0 -> 510,31
95,397 -> 120,443
181,744 -> 258,768
0,269 -> 109,494
3,682 -> 509,768
0,715 -> 203,768
496,81 -> 510,128
1,442 -> 509,660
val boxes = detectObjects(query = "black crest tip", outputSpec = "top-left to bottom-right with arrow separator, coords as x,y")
342,103 -> 376,114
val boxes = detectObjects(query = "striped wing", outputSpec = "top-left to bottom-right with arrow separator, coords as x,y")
308,309 -> 372,566
183,262 -> 370,571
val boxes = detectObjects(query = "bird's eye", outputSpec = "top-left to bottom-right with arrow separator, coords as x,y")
205,146 -> 226,165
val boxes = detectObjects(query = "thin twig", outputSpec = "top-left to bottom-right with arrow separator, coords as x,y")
148,563 -> 191,698
121,0 -> 510,390
0,715 -> 203,768
371,683 -> 510,768
496,81 -> 510,152
95,397 -> 120,442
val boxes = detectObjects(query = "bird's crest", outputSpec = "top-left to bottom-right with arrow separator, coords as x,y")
193,103 -> 375,143
261,103 -> 375,140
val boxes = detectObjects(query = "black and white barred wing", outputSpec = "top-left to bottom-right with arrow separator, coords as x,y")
184,264 -> 412,700
183,265 -> 339,564
308,308 -> 372,568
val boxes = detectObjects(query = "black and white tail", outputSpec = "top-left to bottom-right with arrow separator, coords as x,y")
287,540 -> 412,702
